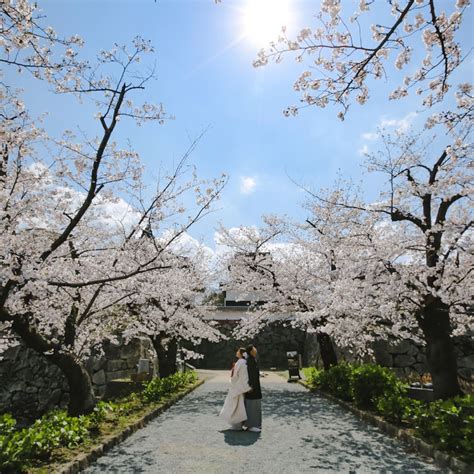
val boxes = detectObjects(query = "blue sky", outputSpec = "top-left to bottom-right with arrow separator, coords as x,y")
12,0 -> 473,248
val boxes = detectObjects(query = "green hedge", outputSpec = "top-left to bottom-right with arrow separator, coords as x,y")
302,364 -> 473,463
0,370 -> 198,472
413,395 -> 474,461
352,364 -> 405,409
142,371 -> 197,402
319,364 -> 354,401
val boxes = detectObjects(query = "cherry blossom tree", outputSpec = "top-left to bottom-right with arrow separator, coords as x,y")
295,113 -> 472,398
354,128 -> 471,398
216,218 -> 340,370
243,0 -> 472,398
217,202 -> 363,371
342,86 -> 471,398
252,0 -> 470,118
0,1 -> 226,415
221,131 -> 471,398
124,245 -> 223,378
219,96 -> 472,398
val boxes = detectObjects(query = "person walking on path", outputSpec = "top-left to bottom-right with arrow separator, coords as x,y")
244,344 -> 262,433
219,348 -> 251,430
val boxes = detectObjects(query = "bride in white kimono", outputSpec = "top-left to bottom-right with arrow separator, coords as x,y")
219,348 -> 251,430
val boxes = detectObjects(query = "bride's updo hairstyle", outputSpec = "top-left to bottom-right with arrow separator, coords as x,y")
236,347 -> 247,358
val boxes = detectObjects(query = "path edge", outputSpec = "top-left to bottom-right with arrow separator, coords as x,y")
57,379 -> 205,474
294,378 -> 472,473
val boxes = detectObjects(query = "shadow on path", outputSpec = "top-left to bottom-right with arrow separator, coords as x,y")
220,429 -> 261,446
85,375 -> 441,473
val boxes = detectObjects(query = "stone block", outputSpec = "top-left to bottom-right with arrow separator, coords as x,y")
10,381 -> 27,393
0,391 -> 11,405
92,369 -> 106,385
413,363 -> 426,375
12,391 -> 27,403
107,359 -> 125,372
38,388 -> 52,406
120,341 -> 140,358
91,357 -> 107,372
393,354 -> 416,367
14,367 -> 31,380
107,370 -> 130,381
59,392 -> 70,407
50,388 -> 62,405
406,344 -> 419,356
7,345 -> 22,361
125,358 -> 138,369
95,385 -> 106,397
416,353 -> 427,364
390,340 -> 412,354
458,368 -> 473,380
102,341 -> 122,359
458,354 -> 474,370
374,348 -> 393,367
45,365 -> 62,378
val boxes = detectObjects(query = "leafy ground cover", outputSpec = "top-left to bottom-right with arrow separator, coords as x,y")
0,371 -> 198,473
302,364 -> 474,464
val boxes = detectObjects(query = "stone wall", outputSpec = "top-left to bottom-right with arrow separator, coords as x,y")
191,320 -> 307,369
85,338 -> 156,397
0,337 -> 156,423
305,333 -> 474,382
0,344 -> 70,424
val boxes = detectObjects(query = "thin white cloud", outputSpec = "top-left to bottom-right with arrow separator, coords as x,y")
360,112 -> 417,148
358,144 -> 370,156
361,132 -> 378,141
240,176 -> 257,194
380,112 -> 417,133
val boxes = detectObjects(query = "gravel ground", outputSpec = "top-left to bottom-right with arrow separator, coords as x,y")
85,370 -> 443,473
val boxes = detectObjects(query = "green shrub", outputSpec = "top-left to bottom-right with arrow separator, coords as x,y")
0,414 -> 27,472
302,367 -> 321,387
111,393 -> 143,416
413,394 -> 474,462
86,401 -> 114,432
142,377 -> 163,402
142,371 -> 197,402
160,376 -> 180,394
0,410 -> 90,472
352,364 -> 403,409
376,393 -> 422,425
0,413 -> 16,437
318,364 -> 354,401
28,411 -> 90,457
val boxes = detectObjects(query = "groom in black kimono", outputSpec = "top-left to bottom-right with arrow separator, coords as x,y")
244,344 -> 262,432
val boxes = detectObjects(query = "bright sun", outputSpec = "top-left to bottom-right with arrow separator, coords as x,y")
242,0 -> 291,46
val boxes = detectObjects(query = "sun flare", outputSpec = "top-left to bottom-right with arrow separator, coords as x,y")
243,0 -> 291,46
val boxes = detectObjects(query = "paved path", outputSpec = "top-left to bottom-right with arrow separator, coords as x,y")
86,371 -> 441,473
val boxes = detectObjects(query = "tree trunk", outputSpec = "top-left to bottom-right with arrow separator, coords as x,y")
47,352 -> 96,416
152,336 -> 178,378
316,332 -> 338,370
418,298 -> 462,399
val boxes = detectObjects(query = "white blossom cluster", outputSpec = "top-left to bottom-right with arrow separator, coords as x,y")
218,118 -> 473,356
252,0 -> 470,118
0,1 -> 227,369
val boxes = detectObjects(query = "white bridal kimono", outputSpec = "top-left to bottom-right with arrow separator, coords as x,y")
219,358 -> 251,425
